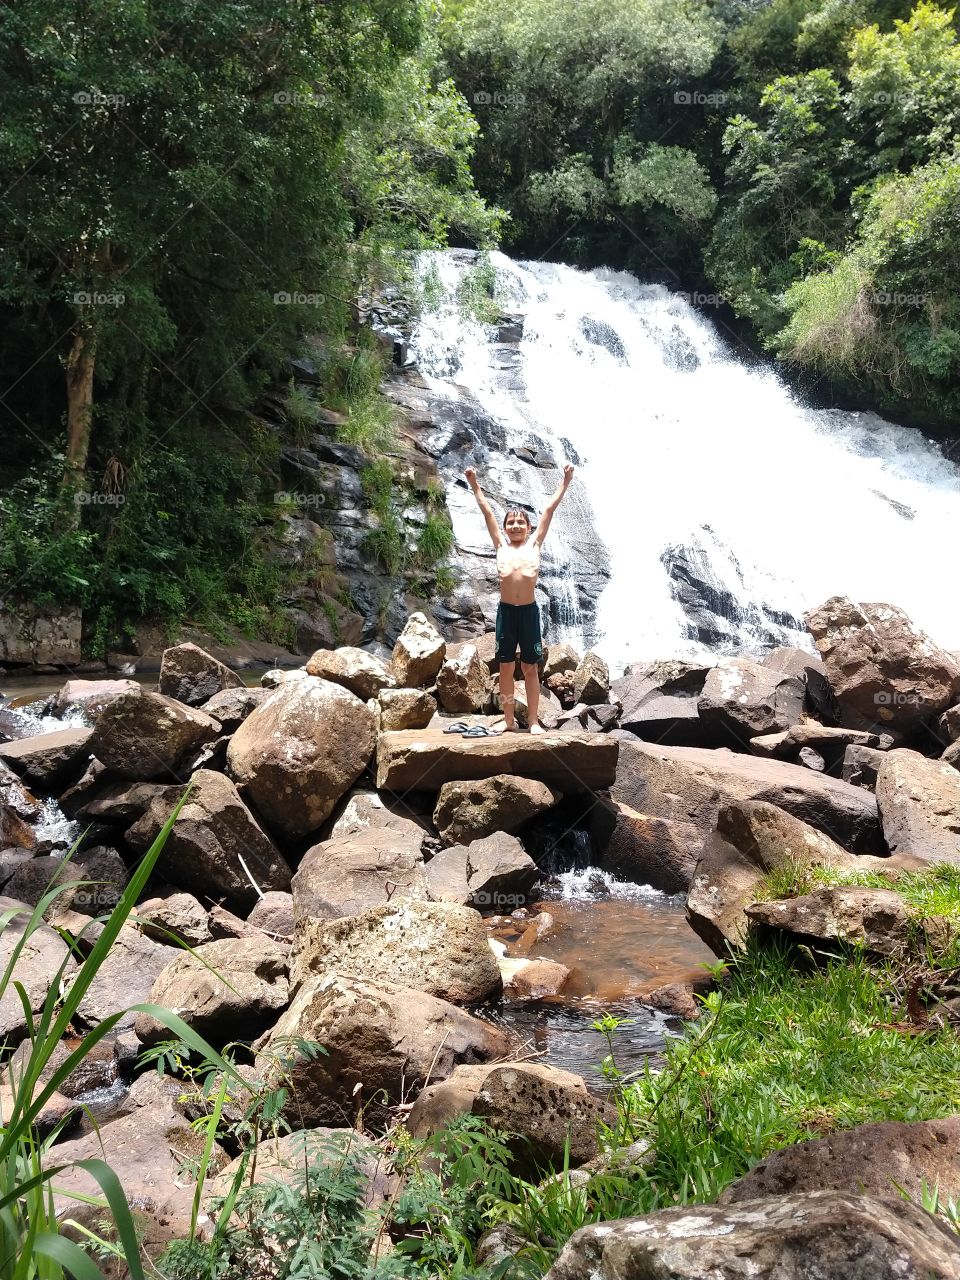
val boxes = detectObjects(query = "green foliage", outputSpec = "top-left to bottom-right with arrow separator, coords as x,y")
415,512 -> 455,568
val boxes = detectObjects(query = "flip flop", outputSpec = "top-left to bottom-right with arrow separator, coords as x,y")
461,724 -> 502,737
442,721 -> 470,734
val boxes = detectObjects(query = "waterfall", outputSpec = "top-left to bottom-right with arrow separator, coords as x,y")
408,251 -> 960,674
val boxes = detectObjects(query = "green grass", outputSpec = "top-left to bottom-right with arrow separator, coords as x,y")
414,513 -> 454,568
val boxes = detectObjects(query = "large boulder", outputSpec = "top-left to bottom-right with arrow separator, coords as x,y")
0,897 -> 78,1044
697,657 -> 805,740
613,660 -> 716,747
612,739 -> 881,854
543,1191 -> 960,1280
50,678 -> 141,724
305,646 -> 396,700
761,645 -> 839,723
408,1062 -> 613,1177
433,775 -> 560,847
722,1116 -> 960,1207
378,687 -> 436,730
377,727 -> 618,794
592,798 -> 701,894
158,642 -> 243,706
686,801 -> 855,956
805,596 -> 960,731
425,832 -> 538,911
254,971 -> 515,1129
0,606 -> 81,667
291,823 -> 429,922
126,770 -> 291,911
876,749 -> 960,864
88,688 -> 219,780
391,612 -> 445,687
135,936 -> 289,1046
290,898 -> 501,1003
436,644 -> 488,713
745,886 -> 915,957
198,686 -> 271,733
328,789 -> 432,842
573,651 -> 610,706
0,728 -> 93,791
227,676 -> 376,841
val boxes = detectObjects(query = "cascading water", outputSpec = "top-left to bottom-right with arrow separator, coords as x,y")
409,251 -> 960,673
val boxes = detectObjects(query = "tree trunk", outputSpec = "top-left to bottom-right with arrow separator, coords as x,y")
61,322 -> 97,520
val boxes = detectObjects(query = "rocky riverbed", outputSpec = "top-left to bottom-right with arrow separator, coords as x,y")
2,596 -> 960,1277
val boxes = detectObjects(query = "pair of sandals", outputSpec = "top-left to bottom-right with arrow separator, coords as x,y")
442,721 -> 503,737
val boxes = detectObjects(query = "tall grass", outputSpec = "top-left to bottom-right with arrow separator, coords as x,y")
0,787 -> 244,1279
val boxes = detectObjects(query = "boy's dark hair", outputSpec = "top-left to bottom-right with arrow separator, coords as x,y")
502,508 -> 532,531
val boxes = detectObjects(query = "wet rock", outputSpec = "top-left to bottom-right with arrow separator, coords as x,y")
612,739 -> 881,854
291,898 -> 502,1003
391,611 -> 445,687
88,688 -> 219,780
592,798 -> 701,894
0,896 -> 78,1044
437,644 -> 488,713
876,749 -> 960,864
433,775 -> 560,847
51,678 -> 141,724
135,935 -> 289,1046
647,983 -> 701,1020
126,770 -> 292,912
686,800 -> 856,955
719,1115 -> 960,1207
377,727 -> 618,793
698,657 -> 804,740
806,596 -> 960,731
254,971 -> 515,1128
291,822 -> 428,922
247,891 -> 295,939
842,743 -> 887,790
305,645 -> 396,699
0,728 -> 93,791
543,1191 -> 960,1280
158,642 -> 243,706
227,677 -> 376,841
378,686 -> 436,730
573,651 -> 609,706
745,886 -> 915,957
426,831 -> 538,912
500,956 -> 571,999
761,645 -> 839,724
409,1062 -> 613,1177
136,891 -> 213,947
198,686 -> 271,732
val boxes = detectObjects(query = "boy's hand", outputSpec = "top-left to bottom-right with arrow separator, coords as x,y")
562,463 -> 575,485
465,466 -> 479,489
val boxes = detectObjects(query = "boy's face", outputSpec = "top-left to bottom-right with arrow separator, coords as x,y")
504,512 -> 530,544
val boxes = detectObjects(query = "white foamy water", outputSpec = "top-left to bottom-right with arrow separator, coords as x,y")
409,252 -> 960,672
550,866 -> 684,904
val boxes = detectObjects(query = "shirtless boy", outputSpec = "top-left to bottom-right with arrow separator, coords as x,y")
465,463 -> 575,733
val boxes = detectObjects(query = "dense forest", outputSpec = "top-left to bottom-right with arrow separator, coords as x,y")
1,0 -> 958,651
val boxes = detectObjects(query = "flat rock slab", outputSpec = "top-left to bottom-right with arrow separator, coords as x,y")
376,728 -> 618,794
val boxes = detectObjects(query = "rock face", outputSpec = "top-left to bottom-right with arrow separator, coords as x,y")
745,887 -> 914,956
377,728 -> 618,794
876,749 -> 960,864
291,823 -> 428,921
0,607 -> 81,667
135,936 -> 289,1046
573,652 -> 610,705
0,728 -> 92,790
425,832 -> 538,911
686,801 -> 854,955
305,646 -> 396,699
592,798 -> 701,894
436,644 -> 488,713
432,775 -> 560,846
543,1191 -> 960,1280
698,657 -> 804,739
51,678 -> 141,724
408,1062 -> 612,1177
805,596 -> 960,731
378,687 -> 436,730
126,770 -> 292,911
391,612 -> 445,687
613,739 -> 880,853
227,676 -> 376,840
255,971 -> 515,1128
291,898 -> 501,1003
88,688 -> 219,780
720,1116 -> 960,1208
0,897 -> 78,1044
158,642 -> 243,706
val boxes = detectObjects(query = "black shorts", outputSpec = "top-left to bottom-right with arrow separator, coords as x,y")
495,601 -> 543,665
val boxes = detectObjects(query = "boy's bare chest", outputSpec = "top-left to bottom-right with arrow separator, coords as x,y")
497,544 -> 540,576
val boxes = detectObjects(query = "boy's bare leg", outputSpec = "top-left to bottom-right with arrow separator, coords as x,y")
499,662 -> 518,730
521,662 -> 543,734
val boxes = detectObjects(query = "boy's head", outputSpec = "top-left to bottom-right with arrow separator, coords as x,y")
503,508 -> 532,543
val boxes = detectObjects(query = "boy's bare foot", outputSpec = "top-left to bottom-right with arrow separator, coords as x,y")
529,722 -> 546,735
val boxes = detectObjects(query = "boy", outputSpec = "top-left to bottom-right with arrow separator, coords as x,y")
465,463 -> 575,733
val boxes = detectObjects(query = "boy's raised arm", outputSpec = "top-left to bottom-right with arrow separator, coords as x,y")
534,463 -> 574,546
465,467 -> 504,549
